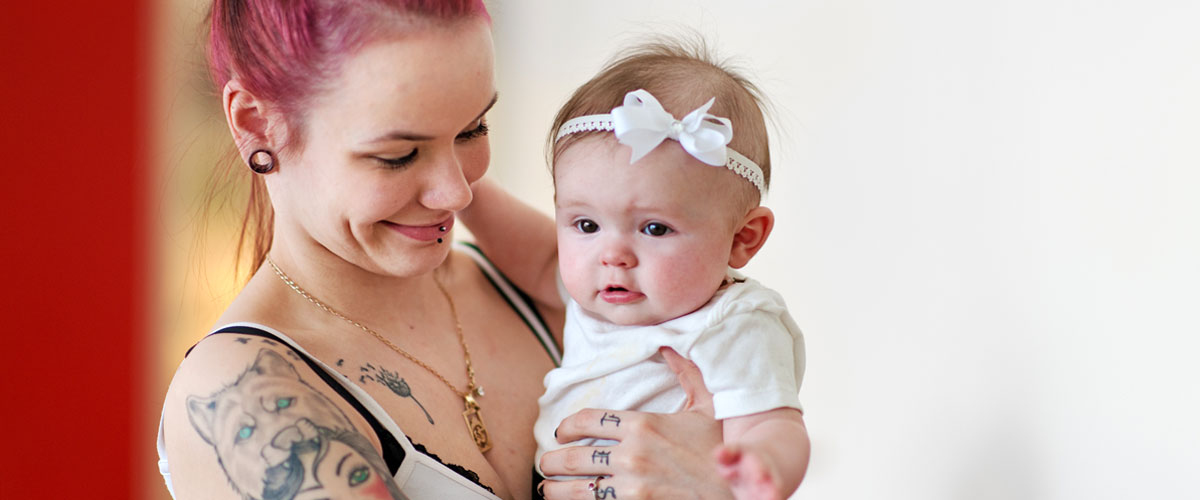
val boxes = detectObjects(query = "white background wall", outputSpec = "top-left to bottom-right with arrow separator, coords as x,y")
483,1 -> 1200,498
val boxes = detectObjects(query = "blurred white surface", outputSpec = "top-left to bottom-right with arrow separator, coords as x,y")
486,1 -> 1200,498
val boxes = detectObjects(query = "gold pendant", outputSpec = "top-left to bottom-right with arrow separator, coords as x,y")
463,394 -> 491,453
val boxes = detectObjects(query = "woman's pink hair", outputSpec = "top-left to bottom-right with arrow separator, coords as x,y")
208,0 -> 489,140
203,0 -> 489,276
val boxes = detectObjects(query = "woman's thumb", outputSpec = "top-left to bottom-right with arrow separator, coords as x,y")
661,347 -> 715,417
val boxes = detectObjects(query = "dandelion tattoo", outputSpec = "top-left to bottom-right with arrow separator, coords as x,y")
360,364 -> 434,425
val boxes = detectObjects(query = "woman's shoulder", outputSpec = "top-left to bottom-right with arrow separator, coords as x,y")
161,328 -> 385,499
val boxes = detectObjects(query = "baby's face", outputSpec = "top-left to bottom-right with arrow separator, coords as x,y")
555,136 -> 747,326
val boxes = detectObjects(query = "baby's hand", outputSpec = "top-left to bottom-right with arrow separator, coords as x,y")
715,443 -> 783,500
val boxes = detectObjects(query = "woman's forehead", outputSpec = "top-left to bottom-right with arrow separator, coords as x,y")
313,20 -> 496,139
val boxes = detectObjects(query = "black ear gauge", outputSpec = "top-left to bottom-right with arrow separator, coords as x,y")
247,149 -> 276,174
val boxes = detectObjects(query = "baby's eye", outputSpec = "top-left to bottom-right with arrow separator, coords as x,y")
574,219 -> 599,234
275,397 -> 294,411
348,466 -> 371,487
641,222 -> 673,237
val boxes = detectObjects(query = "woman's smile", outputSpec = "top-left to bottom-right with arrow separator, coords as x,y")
381,215 -> 454,242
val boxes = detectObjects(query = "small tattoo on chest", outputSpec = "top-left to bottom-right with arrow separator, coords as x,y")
359,364 -> 434,425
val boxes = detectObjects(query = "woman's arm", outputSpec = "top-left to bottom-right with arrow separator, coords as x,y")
161,336 -> 407,500
538,348 -> 733,500
459,177 -> 562,307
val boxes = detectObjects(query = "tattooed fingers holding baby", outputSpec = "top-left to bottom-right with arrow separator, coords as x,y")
540,407 -> 731,500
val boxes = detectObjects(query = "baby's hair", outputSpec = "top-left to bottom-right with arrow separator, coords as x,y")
548,35 -> 772,207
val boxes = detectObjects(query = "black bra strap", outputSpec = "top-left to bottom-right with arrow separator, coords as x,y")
197,325 -> 407,474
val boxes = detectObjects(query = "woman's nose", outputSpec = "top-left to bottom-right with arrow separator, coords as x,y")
419,153 -> 474,212
600,238 -> 637,268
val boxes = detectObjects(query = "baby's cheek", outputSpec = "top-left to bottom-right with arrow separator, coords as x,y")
556,244 -> 590,300
656,254 -> 724,312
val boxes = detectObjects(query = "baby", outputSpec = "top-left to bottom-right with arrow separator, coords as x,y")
462,39 -> 808,499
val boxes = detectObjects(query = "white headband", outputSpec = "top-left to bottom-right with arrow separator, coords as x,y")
555,89 -> 767,196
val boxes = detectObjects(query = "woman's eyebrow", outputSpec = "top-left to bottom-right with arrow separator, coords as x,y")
364,92 -> 499,144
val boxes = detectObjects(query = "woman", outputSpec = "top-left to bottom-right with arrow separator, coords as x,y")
158,1 -> 730,499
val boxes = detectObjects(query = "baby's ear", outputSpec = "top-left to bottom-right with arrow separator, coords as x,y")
728,206 -> 774,269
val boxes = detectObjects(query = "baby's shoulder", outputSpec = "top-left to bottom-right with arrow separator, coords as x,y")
706,276 -> 789,319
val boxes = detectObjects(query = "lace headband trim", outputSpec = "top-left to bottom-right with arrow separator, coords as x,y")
555,89 -> 766,196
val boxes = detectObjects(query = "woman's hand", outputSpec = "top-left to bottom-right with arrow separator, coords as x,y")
539,348 -> 732,499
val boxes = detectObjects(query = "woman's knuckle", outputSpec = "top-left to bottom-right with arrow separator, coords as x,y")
625,436 -> 650,457
632,415 -> 661,436
628,451 -> 653,472
612,450 -> 632,470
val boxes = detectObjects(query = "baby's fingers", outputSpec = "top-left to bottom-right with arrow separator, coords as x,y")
715,443 -> 744,467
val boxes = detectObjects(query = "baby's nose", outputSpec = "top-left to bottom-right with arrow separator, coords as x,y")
600,242 -> 637,268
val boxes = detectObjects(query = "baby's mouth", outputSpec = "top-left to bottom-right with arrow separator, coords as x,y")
599,285 -> 643,304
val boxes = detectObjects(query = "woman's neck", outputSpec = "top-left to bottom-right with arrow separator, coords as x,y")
240,233 -> 450,334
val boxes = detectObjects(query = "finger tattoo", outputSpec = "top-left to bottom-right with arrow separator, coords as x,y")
600,412 -> 621,427
592,450 -> 610,465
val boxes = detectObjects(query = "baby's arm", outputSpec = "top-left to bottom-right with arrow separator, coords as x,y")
718,409 -> 810,500
458,177 -> 561,307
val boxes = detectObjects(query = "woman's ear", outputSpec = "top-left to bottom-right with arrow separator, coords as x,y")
223,80 -> 276,160
728,206 -> 775,269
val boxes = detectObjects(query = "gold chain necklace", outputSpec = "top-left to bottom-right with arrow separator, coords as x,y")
266,256 -> 492,453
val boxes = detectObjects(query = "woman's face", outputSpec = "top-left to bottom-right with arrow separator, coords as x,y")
269,18 -> 496,277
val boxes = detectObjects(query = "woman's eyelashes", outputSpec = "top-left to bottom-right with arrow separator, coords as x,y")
456,121 -> 489,141
374,150 -> 418,169
371,122 -> 488,169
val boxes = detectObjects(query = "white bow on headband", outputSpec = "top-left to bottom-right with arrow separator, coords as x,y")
556,89 -> 767,196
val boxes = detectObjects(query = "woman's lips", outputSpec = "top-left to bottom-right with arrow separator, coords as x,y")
383,216 -> 454,242
599,287 -> 644,304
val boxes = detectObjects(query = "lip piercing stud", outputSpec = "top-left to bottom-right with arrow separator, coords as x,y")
439,226 -> 448,232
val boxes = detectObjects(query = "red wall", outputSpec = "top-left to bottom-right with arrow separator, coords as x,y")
0,1 -> 146,497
